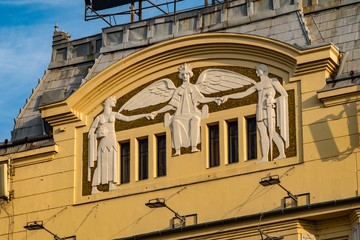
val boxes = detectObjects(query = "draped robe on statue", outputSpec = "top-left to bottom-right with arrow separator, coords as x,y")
166,83 -> 204,149
88,113 -> 118,186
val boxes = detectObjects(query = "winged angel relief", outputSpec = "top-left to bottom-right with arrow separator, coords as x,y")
88,63 -> 289,194
119,63 -> 259,156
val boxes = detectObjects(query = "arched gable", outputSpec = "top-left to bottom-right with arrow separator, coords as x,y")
37,32 -> 339,200
67,33 -> 301,121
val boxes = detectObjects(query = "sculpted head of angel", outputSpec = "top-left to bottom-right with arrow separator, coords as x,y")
178,63 -> 193,83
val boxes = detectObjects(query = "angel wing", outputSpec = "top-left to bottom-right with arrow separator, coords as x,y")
195,69 -> 256,94
119,79 -> 176,112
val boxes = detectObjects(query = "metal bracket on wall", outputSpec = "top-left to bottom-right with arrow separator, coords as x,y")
283,193 -> 310,208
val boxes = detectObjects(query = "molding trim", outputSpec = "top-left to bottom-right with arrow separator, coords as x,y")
318,85 -> 360,107
0,144 -> 58,167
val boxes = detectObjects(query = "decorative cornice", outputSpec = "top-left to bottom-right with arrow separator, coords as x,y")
39,34 -> 340,127
295,58 -> 338,77
0,144 -> 58,167
38,101 -> 84,127
116,196 -> 360,240
317,72 -> 360,107
318,84 -> 360,107
294,44 -> 339,77
348,209 -> 360,224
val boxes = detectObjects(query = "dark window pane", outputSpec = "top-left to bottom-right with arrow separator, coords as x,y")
138,138 -> 148,180
209,125 -> 220,167
228,121 -> 239,163
157,135 -> 166,177
73,43 -> 90,58
247,117 -> 257,160
55,48 -> 67,61
96,39 -> 102,53
121,142 -> 130,184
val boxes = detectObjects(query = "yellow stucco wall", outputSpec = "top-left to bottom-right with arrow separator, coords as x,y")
1,33 -> 359,240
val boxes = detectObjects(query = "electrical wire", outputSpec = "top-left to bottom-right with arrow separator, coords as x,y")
257,167 -> 295,240
44,206 -> 68,224
20,206 -> 69,240
222,166 -> 295,218
73,204 -> 99,235
0,155 -> 15,240
0,200 -> 12,240
107,186 -> 187,240
310,15 -> 325,43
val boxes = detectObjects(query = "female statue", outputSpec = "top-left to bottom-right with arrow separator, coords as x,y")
88,96 -> 146,194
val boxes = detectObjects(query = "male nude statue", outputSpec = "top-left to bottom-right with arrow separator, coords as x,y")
224,64 -> 289,163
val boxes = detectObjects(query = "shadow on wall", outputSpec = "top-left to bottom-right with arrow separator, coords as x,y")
309,102 -> 359,161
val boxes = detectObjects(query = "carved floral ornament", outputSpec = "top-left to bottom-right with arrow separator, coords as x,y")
87,63 -> 290,194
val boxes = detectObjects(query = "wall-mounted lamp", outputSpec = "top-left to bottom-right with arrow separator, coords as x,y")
24,221 -> 75,240
24,221 -> 45,230
145,198 -> 185,227
259,174 -> 297,203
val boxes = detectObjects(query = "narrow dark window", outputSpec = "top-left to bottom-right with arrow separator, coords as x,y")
304,0 -> 312,7
209,124 -> 220,167
247,117 -> 257,160
138,138 -> 148,180
157,135 -> 166,177
95,39 -> 102,53
120,142 -> 130,184
228,121 -> 239,164
55,47 -> 67,61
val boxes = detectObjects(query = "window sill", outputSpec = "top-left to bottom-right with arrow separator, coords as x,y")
76,156 -> 299,205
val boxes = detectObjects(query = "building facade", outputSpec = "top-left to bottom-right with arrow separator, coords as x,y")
1,0 -> 360,239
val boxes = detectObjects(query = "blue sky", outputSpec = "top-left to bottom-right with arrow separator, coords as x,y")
0,0 -> 109,141
0,0 -> 202,142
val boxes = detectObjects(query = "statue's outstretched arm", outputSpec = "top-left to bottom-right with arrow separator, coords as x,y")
150,105 -> 176,119
197,96 -> 225,105
115,112 -> 148,122
194,87 -> 225,106
224,86 -> 256,100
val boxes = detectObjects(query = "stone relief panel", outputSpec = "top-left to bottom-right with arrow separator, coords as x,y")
84,64 -> 296,195
88,96 -> 147,194
119,64 -> 257,156
224,64 -> 289,163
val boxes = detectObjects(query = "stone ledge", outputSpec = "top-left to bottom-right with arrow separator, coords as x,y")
0,141 -> 58,167
318,83 -> 360,107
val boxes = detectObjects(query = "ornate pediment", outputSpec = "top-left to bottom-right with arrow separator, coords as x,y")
83,64 -> 297,195
63,33 -> 334,197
